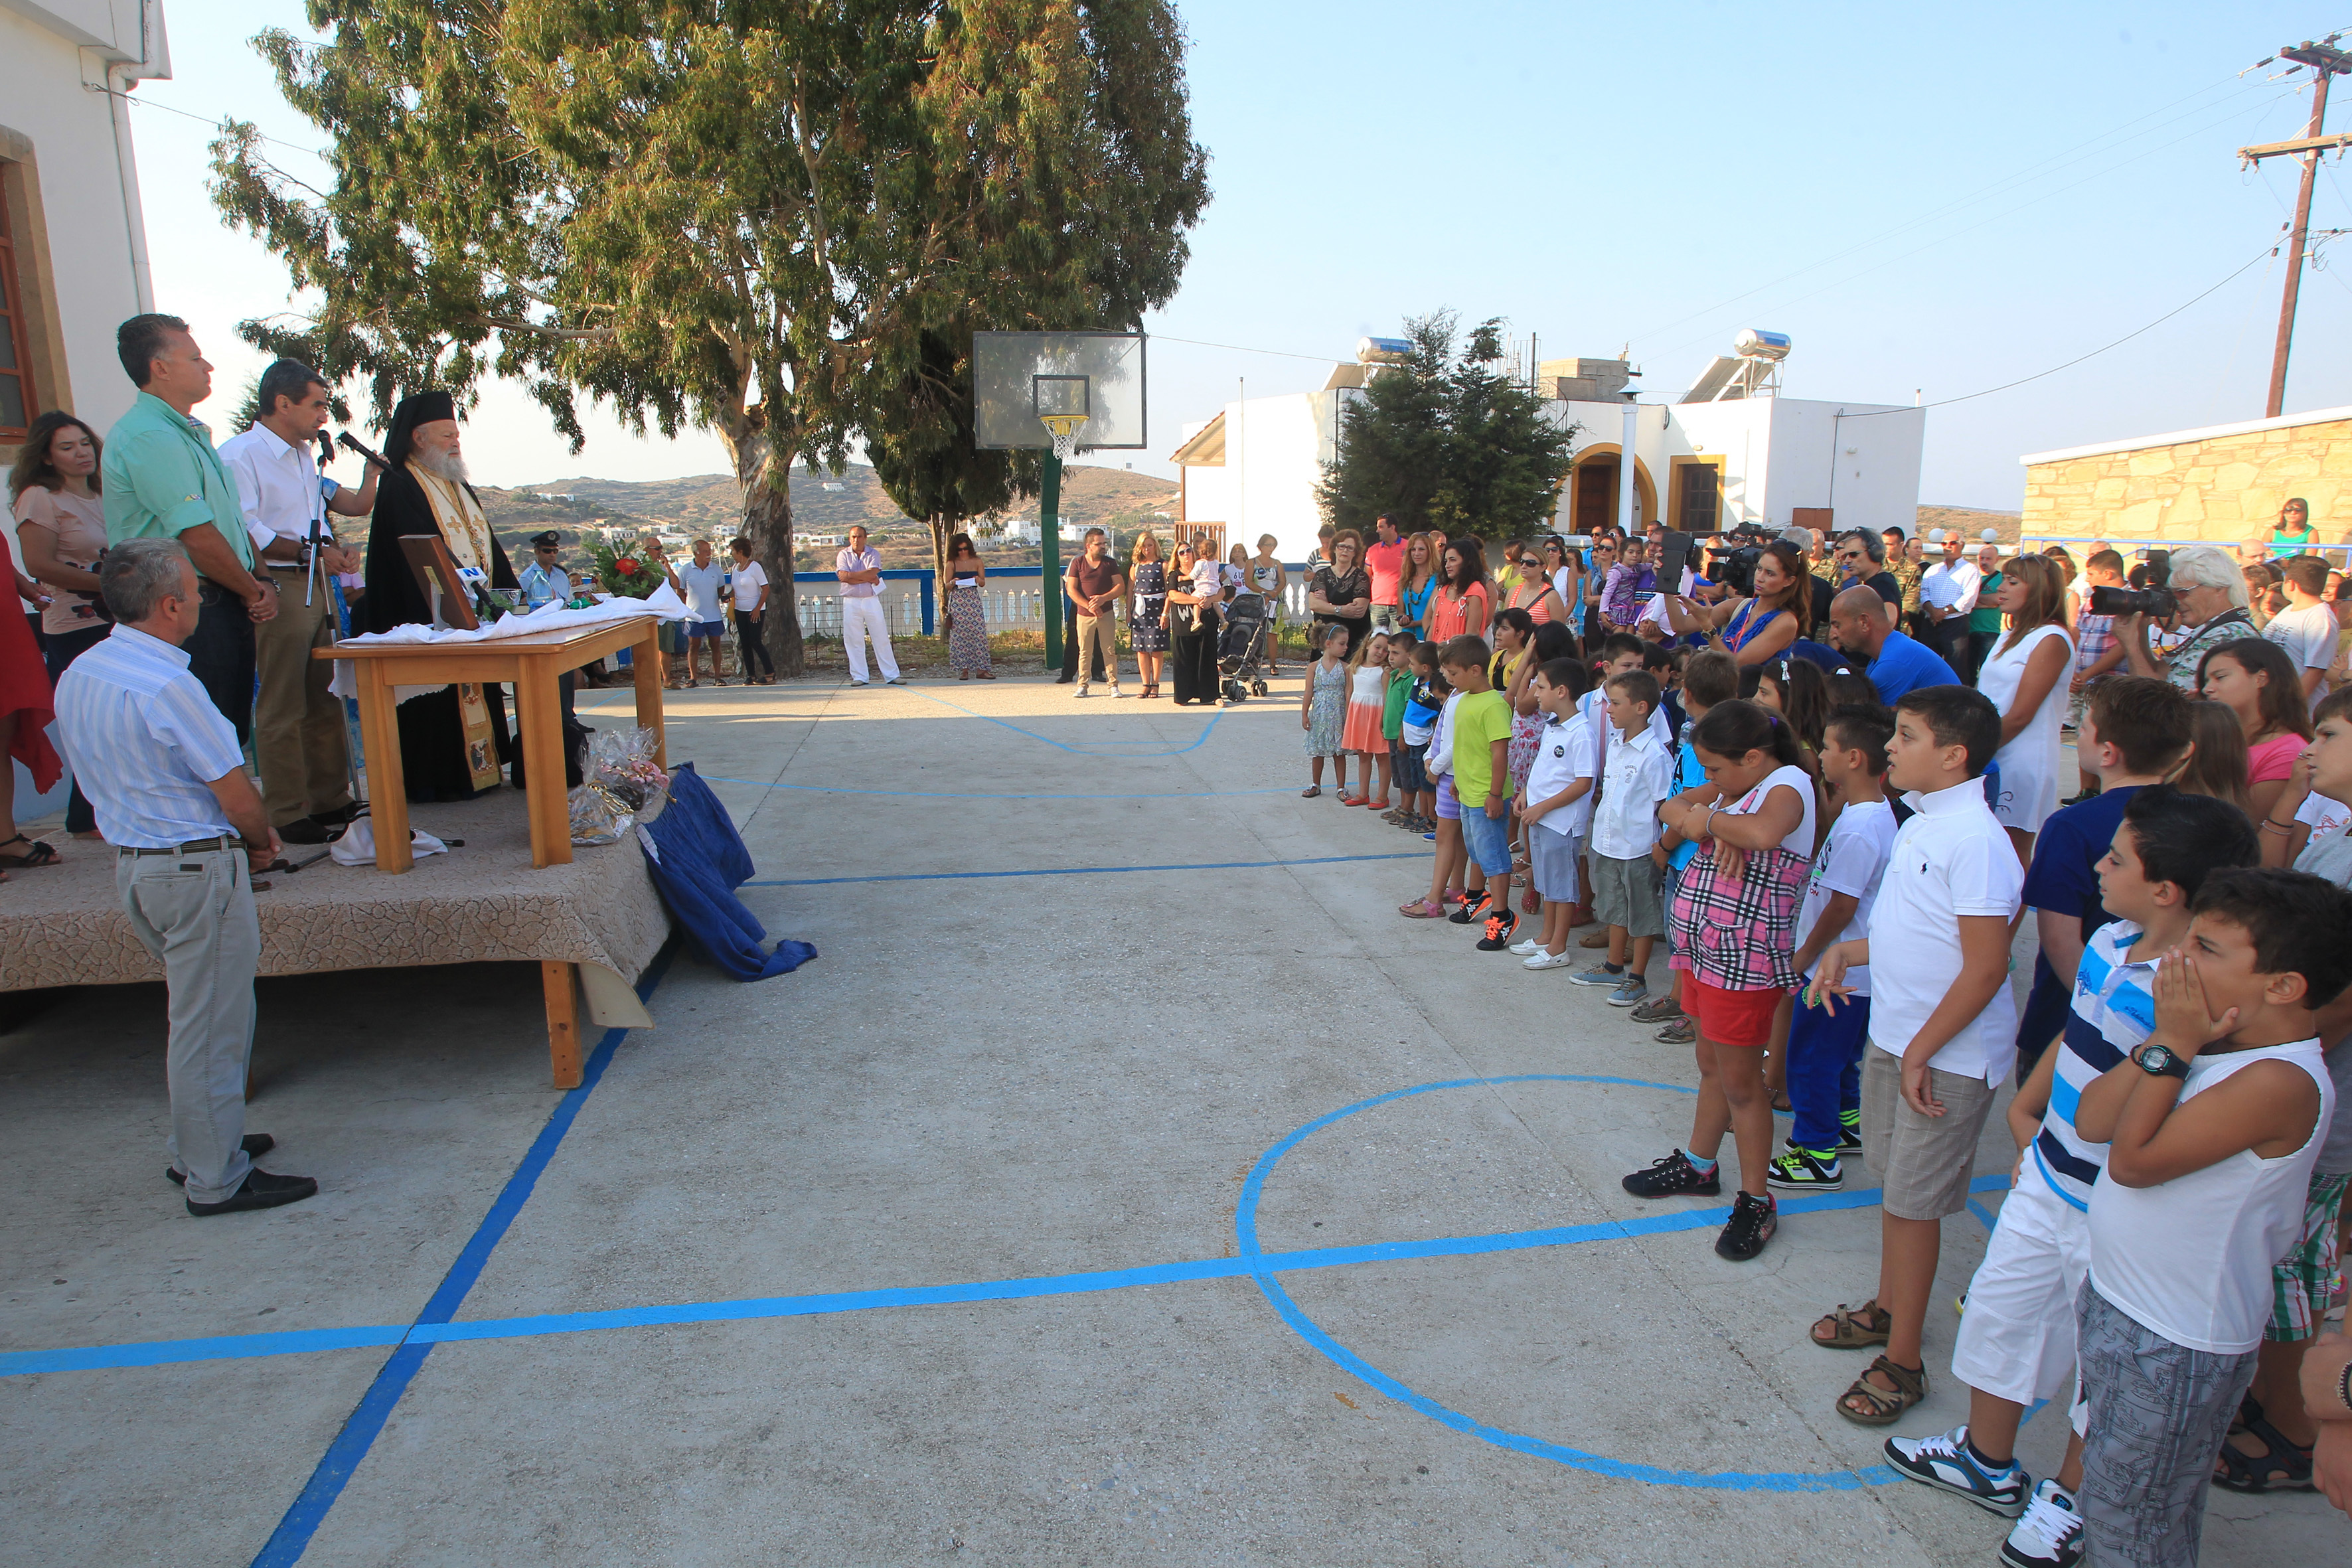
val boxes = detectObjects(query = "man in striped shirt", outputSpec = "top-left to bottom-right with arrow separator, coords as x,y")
1883,789 -> 2257,1566
52,540 -> 318,1217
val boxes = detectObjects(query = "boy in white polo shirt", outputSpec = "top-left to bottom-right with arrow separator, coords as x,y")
1883,789 -> 2258,1567
1808,684 -> 2022,1429
1511,657 -> 1599,970
2069,867 -> 2347,1568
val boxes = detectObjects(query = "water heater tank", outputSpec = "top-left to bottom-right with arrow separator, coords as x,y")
1733,328 -> 1791,360
1356,336 -> 1414,364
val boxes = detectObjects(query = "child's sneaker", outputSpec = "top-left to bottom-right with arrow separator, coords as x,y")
1449,890 -> 1492,924
1621,1151 -> 1721,1198
1475,909 -> 1518,950
2000,1478 -> 2084,1567
1882,1426 -> 2029,1516
1654,1016 -> 1696,1045
1508,934 -> 1545,955
1606,975 -> 1649,1006
1713,1192 -> 1777,1260
1568,963 -> 1625,986
1837,1113 -> 1864,1154
1523,949 -> 1577,971
1628,992 -> 1683,1024
1764,1146 -> 1844,1192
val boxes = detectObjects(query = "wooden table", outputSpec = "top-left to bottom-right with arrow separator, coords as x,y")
317,616 -> 666,876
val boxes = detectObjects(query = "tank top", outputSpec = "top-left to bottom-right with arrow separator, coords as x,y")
1509,582 -> 1555,625
2086,1038 -> 2335,1354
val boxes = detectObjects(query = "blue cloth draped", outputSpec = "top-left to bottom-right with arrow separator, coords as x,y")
639,761 -> 817,979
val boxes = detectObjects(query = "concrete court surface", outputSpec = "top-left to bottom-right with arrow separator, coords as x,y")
3,666 -> 2343,1568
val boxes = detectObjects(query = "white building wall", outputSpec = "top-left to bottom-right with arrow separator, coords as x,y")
1759,400 -> 1923,534
0,0 -> 169,461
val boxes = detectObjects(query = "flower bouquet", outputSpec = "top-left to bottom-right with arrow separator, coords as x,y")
587,541 -> 667,599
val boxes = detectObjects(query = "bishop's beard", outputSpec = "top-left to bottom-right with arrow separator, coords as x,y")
414,448 -> 471,486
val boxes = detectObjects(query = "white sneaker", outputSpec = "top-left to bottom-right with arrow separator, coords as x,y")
1523,949 -> 1577,971
1508,935 -> 1545,955
1074,684 -> 1091,698
850,679 -> 870,687
1882,1425 -> 2028,1516
1111,686 -> 1129,698
2000,1478 -> 2084,1567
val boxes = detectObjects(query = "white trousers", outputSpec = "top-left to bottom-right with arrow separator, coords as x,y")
1950,1160 -> 2090,1407
840,596 -> 900,682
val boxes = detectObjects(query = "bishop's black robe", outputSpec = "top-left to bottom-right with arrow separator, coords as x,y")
360,465 -> 518,800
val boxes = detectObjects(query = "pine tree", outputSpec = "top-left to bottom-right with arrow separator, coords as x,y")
1318,312 -> 1577,543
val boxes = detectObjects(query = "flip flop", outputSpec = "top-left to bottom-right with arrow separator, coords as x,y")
1398,898 -> 1446,918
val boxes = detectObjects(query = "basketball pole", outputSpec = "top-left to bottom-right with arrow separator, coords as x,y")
1040,450 -> 1064,669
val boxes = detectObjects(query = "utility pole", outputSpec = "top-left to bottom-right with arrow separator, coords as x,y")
2240,39 -> 2352,418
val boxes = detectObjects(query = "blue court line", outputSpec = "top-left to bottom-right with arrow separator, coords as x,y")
247,944 -> 678,1568
1234,1074 -> 2009,1494
742,852 -> 1426,888
700,777 -> 1302,801
0,1176 -> 1989,1378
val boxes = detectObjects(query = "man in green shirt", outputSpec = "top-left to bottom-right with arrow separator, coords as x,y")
102,314 -> 277,740
1965,542 -> 2005,686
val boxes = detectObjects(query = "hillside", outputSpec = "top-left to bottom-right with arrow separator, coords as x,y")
475,462 -> 1179,568
1915,503 -> 2024,544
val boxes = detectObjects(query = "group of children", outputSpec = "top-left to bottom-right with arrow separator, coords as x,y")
1319,620 -> 2352,1567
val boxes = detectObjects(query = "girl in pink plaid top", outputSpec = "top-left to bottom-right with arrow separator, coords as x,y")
1634,700 -> 1823,1260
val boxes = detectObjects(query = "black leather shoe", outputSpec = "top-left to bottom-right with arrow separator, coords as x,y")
186,1168 -> 318,1217
275,817 -> 332,845
166,1133 -> 276,1186
309,802 -> 364,828
1053,672 -> 1073,684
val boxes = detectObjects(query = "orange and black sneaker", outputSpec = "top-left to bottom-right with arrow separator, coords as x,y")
1448,889 -> 1492,925
1476,908 -> 1519,951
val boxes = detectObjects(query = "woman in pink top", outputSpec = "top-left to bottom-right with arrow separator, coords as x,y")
1423,538 -> 1490,643
2199,636 -> 2315,823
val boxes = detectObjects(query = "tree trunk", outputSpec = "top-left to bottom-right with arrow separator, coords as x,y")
729,421 -> 805,677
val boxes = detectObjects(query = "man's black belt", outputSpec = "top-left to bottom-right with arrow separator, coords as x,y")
119,836 -> 241,856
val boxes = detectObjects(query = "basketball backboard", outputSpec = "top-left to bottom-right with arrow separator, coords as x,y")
973,331 -> 1146,453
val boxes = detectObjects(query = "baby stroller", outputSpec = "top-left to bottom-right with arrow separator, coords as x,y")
1218,590 -> 1271,704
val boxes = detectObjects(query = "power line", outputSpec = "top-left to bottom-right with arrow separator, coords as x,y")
1148,333 -> 1338,363
1840,244 -> 2278,418
90,84 -> 327,158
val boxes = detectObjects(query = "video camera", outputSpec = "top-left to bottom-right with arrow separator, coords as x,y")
2088,584 -> 2177,620
1704,526 -> 1768,597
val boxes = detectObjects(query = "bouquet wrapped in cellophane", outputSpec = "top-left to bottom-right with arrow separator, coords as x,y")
568,726 -> 672,845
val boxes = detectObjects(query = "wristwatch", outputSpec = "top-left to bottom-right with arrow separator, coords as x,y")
2134,1042 -> 2191,1079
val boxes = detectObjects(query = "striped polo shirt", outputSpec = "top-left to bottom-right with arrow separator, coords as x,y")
52,623 -> 245,849
2034,918 -> 2158,1211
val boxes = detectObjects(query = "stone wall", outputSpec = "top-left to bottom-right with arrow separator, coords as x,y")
2021,414 -> 2352,547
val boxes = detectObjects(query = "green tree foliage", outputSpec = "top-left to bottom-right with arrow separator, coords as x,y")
210,0 -> 1208,674
1317,312 -> 1577,542
864,323 -> 1038,579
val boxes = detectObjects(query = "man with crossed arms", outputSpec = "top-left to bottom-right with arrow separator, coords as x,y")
835,524 -> 903,686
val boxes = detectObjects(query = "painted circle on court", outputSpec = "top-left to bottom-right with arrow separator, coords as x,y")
1232,1074 -> 1901,1492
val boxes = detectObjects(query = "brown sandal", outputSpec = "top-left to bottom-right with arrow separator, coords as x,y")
1836,1354 -> 1927,1425
1811,1299 -> 1894,1349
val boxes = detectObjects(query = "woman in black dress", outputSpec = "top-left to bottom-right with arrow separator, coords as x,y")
1166,542 -> 1219,706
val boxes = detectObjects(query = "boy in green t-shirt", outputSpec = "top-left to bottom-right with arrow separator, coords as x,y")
1381,630 -> 1421,827
1442,634 -> 1520,951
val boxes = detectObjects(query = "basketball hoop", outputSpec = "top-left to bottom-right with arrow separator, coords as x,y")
1041,412 -> 1088,461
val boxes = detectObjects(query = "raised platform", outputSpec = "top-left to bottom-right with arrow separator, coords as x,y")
0,792 -> 670,1086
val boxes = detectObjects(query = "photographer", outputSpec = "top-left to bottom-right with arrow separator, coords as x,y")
1662,537 -> 1808,666
2116,544 -> 2254,694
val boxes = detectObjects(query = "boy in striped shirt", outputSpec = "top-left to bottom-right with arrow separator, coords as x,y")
1883,788 -> 2259,1567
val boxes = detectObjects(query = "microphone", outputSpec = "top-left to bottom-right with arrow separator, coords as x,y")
336,431 -> 390,468
316,430 -> 337,469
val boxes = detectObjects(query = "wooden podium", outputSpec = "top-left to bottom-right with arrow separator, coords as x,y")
317,616 -> 667,874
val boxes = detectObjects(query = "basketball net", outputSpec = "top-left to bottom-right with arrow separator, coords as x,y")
1042,414 -> 1088,461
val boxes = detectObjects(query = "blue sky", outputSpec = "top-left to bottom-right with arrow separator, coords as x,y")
130,1 -> 2352,509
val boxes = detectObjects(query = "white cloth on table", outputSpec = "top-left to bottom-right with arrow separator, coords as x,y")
327,585 -> 688,704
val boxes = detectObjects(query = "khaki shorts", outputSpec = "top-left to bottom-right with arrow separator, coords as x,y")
1862,1044 -> 1998,1221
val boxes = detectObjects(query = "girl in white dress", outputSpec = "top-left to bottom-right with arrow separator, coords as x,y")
1976,553 -> 2075,864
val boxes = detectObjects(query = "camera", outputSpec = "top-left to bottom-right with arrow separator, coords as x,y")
1706,538 -> 1764,597
2088,584 -> 2177,619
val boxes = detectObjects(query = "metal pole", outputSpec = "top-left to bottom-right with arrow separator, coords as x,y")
1618,402 -> 1638,532
1040,452 -> 1063,670
2268,68 -> 2334,418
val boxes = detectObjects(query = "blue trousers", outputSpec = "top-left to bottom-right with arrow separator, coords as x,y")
1788,990 -> 1869,1152
2013,953 -> 2070,1085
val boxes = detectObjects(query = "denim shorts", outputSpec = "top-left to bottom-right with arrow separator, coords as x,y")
1460,802 -> 1512,876
1391,741 -> 1429,795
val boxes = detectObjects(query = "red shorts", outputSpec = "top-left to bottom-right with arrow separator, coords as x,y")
1684,975 -> 1784,1049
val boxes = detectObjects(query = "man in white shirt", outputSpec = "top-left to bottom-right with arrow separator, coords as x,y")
834,524 -> 902,686
53,540 -> 317,1215
216,360 -> 378,844
2265,553 -> 2339,705
678,536 -> 731,686
728,536 -> 774,684
1920,528 -> 1982,682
